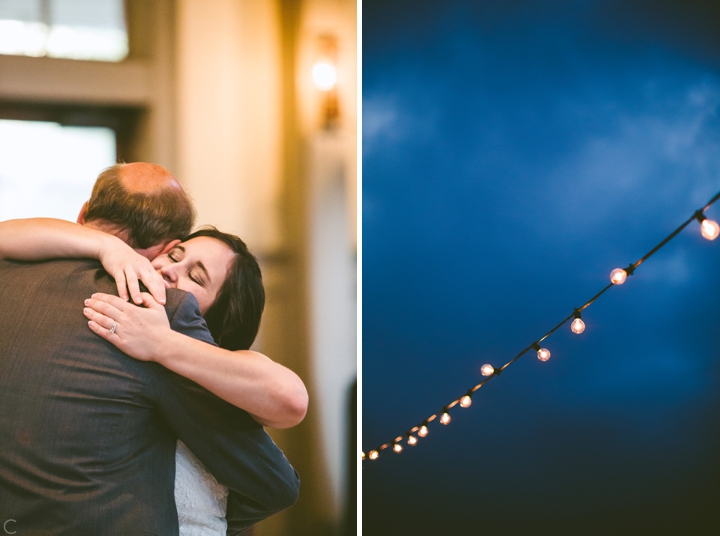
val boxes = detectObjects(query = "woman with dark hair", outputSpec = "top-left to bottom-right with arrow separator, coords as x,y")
0,218 -> 307,535
188,227 -> 266,352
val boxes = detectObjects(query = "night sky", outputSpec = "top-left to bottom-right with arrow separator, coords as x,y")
362,1 -> 720,534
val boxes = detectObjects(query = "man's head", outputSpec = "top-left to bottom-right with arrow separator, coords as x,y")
78,163 -> 196,259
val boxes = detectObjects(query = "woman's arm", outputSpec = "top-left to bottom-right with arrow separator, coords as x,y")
0,217 -> 113,259
84,292 -> 309,429
0,218 -> 166,304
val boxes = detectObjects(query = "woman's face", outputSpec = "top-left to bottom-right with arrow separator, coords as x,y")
151,236 -> 236,314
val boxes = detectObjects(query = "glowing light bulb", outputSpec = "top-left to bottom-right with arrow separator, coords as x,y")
481,364 -> 494,376
440,412 -> 451,425
393,442 -> 403,453
610,268 -> 627,285
571,310 -> 585,334
312,62 -> 337,90
418,425 -> 429,437
537,347 -> 551,361
407,435 -> 418,446
701,218 -> 719,240
362,451 -> 366,460
369,450 -> 379,460
460,395 -> 472,408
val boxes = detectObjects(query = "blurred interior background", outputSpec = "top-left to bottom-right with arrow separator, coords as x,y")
0,1 -> 357,534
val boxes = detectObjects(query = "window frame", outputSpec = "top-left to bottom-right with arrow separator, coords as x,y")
0,100 -> 144,162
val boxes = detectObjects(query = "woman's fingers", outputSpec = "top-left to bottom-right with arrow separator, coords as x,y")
92,292 -> 131,307
122,270 -> 141,304
87,319 -> 114,341
110,269 -> 129,302
83,308 -> 115,331
141,270 -> 166,305
84,293 -> 125,320
83,291 -> 163,362
105,257 -> 165,305
139,291 -> 164,310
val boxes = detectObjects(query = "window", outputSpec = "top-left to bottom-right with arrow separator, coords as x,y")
0,0 -> 128,61
0,119 -> 116,221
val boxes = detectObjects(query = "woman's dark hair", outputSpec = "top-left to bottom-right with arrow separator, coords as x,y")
184,226 -> 265,351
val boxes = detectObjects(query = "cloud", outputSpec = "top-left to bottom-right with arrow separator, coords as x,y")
362,97 -> 399,156
363,80 -> 444,160
363,99 -> 398,139
538,77 -> 720,235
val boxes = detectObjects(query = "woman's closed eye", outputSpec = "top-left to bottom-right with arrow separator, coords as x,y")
189,271 -> 205,287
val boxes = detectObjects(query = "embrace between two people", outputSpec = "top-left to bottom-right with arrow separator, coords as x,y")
0,162 -> 308,535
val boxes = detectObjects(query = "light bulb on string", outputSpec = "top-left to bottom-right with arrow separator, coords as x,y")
695,210 -> 719,240
532,342 -> 551,362
361,451 -> 365,460
440,409 -> 451,425
701,219 -> 719,240
571,309 -> 585,334
610,268 -> 627,285
393,442 -> 403,453
701,218 -> 719,240
460,392 -> 473,408
369,450 -> 379,460
418,424 -> 429,437
610,264 -> 634,285
407,433 -> 418,446
481,364 -> 495,376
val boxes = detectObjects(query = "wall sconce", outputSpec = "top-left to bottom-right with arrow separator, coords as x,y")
312,34 -> 339,130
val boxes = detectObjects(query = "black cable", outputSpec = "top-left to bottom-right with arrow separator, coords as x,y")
364,190 -> 720,461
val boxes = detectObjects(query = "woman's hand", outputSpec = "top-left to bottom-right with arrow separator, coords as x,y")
84,292 -> 172,361
98,236 -> 166,305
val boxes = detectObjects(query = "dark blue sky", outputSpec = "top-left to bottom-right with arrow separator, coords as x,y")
362,1 -> 720,534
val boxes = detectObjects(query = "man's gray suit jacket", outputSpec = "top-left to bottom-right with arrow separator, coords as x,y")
0,258 -> 299,535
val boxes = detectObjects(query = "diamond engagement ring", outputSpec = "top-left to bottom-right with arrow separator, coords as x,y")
109,321 -> 118,335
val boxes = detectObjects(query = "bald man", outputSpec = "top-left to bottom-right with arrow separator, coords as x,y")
78,162 -> 196,259
0,163 -> 299,535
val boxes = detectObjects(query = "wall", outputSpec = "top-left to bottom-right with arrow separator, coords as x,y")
174,1 -> 357,535
175,0 -> 283,251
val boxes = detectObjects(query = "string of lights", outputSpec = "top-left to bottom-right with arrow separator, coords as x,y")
362,191 -> 720,462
